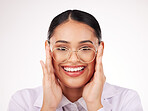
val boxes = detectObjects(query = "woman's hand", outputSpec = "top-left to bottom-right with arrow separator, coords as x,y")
40,43 -> 62,111
82,42 -> 106,111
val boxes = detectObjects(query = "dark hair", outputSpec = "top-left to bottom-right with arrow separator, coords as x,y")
47,9 -> 101,44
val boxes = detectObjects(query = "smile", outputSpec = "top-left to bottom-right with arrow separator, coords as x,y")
63,66 -> 85,72
61,66 -> 86,77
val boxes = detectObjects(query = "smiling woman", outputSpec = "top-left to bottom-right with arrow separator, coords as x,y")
8,10 -> 143,111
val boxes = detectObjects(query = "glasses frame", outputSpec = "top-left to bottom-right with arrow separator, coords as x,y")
51,46 -> 98,63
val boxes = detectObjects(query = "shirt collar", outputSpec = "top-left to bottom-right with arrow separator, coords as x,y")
76,97 -> 87,110
56,95 -> 72,109
55,94 -> 87,110
33,82 -> 121,109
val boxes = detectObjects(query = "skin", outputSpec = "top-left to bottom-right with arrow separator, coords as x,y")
40,20 -> 105,111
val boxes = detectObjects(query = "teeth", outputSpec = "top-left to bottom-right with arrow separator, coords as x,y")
64,67 -> 84,72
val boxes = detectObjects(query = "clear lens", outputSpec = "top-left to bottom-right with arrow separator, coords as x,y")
52,47 -> 70,63
78,48 -> 96,63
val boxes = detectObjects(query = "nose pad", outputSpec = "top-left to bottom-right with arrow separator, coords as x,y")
68,51 -> 80,62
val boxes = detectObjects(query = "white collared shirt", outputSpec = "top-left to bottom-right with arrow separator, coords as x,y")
8,82 -> 143,111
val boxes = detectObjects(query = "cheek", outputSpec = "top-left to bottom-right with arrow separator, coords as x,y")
90,60 -> 96,69
88,61 -> 96,76
52,60 -> 60,76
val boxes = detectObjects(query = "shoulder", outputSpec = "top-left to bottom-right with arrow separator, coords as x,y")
11,86 -> 42,102
8,86 -> 42,110
104,82 -> 140,100
102,82 -> 143,110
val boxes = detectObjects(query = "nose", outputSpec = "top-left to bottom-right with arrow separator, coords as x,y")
68,51 -> 79,63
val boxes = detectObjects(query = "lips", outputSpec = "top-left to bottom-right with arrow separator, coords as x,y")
61,65 -> 86,77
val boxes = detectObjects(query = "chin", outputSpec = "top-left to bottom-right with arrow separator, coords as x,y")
62,80 -> 86,88
58,76 -> 91,88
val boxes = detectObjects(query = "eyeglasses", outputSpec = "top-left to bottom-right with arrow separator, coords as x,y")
51,46 -> 97,63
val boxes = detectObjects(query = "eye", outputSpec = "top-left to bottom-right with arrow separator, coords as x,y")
56,47 -> 68,51
80,46 -> 91,50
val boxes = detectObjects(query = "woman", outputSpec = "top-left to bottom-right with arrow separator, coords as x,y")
8,10 -> 143,111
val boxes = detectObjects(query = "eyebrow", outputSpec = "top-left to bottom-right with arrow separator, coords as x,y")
55,40 -> 70,44
55,40 -> 93,44
79,40 -> 93,44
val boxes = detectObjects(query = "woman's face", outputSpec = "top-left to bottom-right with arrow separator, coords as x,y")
48,20 -> 99,88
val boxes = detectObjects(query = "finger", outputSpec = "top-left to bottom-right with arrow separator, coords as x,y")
45,45 -> 54,74
95,43 -> 103,70
40,60 -> 48,77
94,43 -> 104,81
45,45 -> 57,83
97,42 -> 104,58
40,60 -> 54,86
96,53 -> 103,73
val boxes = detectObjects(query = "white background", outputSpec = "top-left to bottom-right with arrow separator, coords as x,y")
0,0 -> 148,110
